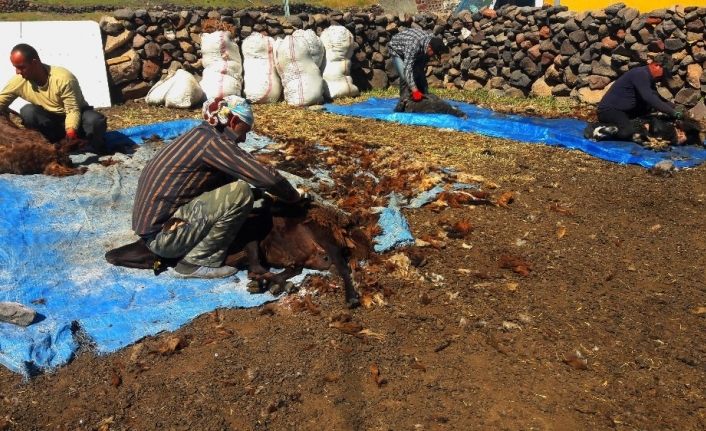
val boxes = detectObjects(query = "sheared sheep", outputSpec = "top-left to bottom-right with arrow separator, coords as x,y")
106,197 -> 371,308
394,93 -> 467,118
0,115 -> 86,176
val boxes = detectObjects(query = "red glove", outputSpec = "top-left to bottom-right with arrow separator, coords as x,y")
411,89 -> 423,102
65,128 -> 79,140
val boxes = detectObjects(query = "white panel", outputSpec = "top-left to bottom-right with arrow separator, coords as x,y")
0,21 -> 112,112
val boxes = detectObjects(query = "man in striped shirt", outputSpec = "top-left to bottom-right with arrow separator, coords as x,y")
132,96 -> 303,279
388,28 -> 447,102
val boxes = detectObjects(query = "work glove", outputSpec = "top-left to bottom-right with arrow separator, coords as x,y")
65,128 -> 79,140
411,89 -> 423,102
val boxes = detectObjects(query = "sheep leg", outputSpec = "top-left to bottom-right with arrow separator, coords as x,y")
329,253 -> 360,309
245,240 -> 269,279
267,267 -> 303,295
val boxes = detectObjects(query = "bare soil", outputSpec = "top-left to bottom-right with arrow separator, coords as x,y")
1,101 -> 705,431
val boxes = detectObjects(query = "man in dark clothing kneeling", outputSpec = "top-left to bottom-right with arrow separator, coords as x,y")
131,96 -> 303,279
591,54 -> 681,141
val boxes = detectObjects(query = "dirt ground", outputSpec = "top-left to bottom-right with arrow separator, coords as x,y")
1,99 -> 705,431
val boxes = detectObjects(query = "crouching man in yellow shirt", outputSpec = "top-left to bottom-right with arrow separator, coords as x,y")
0,43 -> 107,151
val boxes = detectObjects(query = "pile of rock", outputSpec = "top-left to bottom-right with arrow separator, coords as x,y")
446,4 -> 706,106
100,4 -> 706,108
0,0 -> 30,13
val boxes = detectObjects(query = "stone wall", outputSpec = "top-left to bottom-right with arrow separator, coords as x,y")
101,4 -> 706,107
415,0 -> 461,13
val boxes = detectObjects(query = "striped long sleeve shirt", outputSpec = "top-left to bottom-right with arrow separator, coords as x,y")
388,28 -> 433,91
132,122 -> 300,237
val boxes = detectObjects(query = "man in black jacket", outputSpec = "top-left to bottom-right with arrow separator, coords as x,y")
592,54 -> 681,141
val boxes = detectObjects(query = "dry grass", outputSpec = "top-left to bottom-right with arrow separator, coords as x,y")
102,91 -> 598,189
252,102 -> 527,185
339,87 -> 594,121
102,101 -> 200,130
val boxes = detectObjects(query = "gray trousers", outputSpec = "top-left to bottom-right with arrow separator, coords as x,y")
145,181 -> 254,267
19,104 -> 107,148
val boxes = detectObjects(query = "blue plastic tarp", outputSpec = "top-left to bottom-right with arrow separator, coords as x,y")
373,194 -> 415,252
325,98 -> 706,169
0,117 -> 461,375
104,118 -> 202,147
0,120 -> 307,376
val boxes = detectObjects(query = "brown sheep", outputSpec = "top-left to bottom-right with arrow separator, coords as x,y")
0,115 -> 86,176
225,197 -> 370,308
106,198 -> 372,308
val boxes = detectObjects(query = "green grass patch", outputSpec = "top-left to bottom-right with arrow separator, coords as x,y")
20,0 -> 377,10
434,88 -> 581,115
0,11 -> 106,21
337,86 -> 583,118
0,0 -> 378,21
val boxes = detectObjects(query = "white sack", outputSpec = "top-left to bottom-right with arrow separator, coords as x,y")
145,69 -> 205,108
296,28 -> 325,69
275,29 -> 325,106
201,30 -> 241,67
320,25 -> 359,99
200,31 -> 243,98
242,33 -> 282,103
200,61 -> 243,99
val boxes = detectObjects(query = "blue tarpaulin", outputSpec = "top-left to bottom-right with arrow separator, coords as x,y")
0,119 -> 310,376
104,118 -> 202,147
373,194 -> 415,252
325,98 -> 706,169
0,117 -> 470,375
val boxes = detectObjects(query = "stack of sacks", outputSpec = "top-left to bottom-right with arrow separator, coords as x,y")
200,30 -> 243,99
320,25 -> 359,99
144,69 -> 205,108
242,33 -> 282,104
275,29 -> 325,106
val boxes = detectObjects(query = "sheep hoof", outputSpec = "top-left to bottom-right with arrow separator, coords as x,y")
346,294 -> 361,309
247,280 -> 265,294
284,281 -> 297,294
269,283 -> 284,295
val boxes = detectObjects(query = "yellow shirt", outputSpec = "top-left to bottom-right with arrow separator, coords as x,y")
0,65 -> 88,130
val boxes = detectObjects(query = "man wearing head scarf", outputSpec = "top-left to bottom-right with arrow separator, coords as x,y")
388,28 -> 448,102
591,54 -> 682,141
131,96 -> 302,279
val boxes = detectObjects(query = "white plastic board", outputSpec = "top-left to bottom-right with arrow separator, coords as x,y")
0,21 -> 111,111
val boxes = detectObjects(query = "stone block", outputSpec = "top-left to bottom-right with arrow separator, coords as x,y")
0,302 -> 36,326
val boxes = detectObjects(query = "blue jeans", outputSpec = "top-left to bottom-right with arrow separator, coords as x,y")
391,56 -> 428,99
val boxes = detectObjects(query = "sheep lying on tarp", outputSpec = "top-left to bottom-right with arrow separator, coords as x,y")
584,114 -> 703,150
106,197 -> 371,308
0,116 -> 87,176
394,93 -> 466,118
